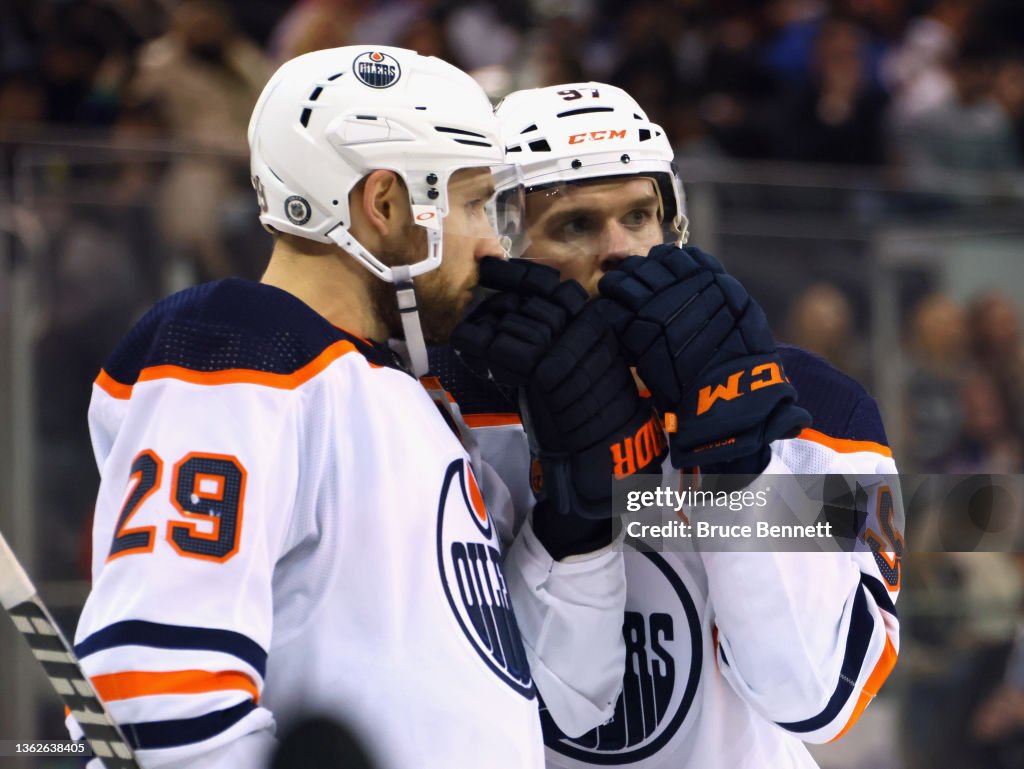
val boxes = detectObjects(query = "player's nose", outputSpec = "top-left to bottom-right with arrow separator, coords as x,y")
597,222 -> 640,273
474,230 -> 505,262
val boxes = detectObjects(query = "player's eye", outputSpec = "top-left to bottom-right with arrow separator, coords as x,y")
624,208 -> 654,227
557,216 -> 592,241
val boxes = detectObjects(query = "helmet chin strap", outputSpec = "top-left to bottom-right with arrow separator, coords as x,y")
391,265 -> 430,376
326,207 -> 443,378
393,206 -> 443,377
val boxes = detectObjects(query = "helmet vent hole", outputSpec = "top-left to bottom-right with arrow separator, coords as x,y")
639,129 -> 651,142
520,124 -> 538,134
415,106 -> 427,110
527,139 -> 551,152
556,106 -> 614,118
327,72 -> 344,81
435,126 -> 487,139
453,139 -> 492,147
634,113 -> 643,120
507,145 -> 523,152
309,86 -> 323,101
300,108 -> 312,127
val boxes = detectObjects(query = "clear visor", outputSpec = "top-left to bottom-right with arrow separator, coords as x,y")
414,163 -> 524,259
499,175 -> 682,265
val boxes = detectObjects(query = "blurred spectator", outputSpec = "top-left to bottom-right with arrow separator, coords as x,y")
901,552 -> 1024,769
971,611 -> 1024,769
903,293 -> 968,471
699,10 -> 780,158
31,1 -> 145,126
882,0 -> 977,126
776,15 -> 889,164
129,0 -> 271,284
521,13 -> 587,89
0,72 -> 46,125
670,95 -> 724,162
445,2 -> 524,73
269,0 -> 362,63
396,16 -> 461,64
969,292 -> 1024,445
994,55 -> 1024,160
935,371 -> 1022,473
0,0 -> 47,74
604,0 -> 680,129
762,0 -> 828,88
892,35 -> 1020,167
783,281 -> 867,381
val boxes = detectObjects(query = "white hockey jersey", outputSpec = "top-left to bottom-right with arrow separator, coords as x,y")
68,279 -> 624,769
432,344 -> 902,769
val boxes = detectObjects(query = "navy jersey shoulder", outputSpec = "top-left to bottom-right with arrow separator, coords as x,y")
779,344 -> 888,446
428,344 -> 517,415
104,279 -> 401,385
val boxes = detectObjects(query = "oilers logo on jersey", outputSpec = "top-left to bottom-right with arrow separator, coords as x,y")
544,550 -> 701,763
437,459 -> 535,698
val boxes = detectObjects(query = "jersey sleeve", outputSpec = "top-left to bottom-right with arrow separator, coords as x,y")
71,375 -> 302,766
430,343 -> 629,737
503,519 -> 627,737
472,420 -> 628,738
702,399 -> 901,744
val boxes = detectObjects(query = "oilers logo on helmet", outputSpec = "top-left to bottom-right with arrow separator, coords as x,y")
544,551 -> 701,763
353,50 -> 401,88
437,459 -> 534,698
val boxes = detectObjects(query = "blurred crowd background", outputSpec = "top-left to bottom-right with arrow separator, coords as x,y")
2,1 -> 1024,767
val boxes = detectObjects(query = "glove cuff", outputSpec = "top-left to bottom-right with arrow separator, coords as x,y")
531,501 -> 622,561
534,404 -> 667,520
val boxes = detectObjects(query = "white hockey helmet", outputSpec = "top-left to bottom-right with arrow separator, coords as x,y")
248,46 -> 515,374
494,82 -> 688,249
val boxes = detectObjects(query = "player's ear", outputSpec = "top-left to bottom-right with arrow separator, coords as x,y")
356,170 -> 410,238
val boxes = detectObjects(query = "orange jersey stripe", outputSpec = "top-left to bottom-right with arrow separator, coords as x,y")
463,413 -> 522,428
419,376 -> 456,403
828,635 -> 899,742
95,369 -> 133,400
95,339 -> 365,399
796,428 -> 893,458
91,669 -> 259,704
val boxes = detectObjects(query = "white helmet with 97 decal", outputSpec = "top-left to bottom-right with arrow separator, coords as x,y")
248,46 -> 519,375
494,81 -> 687,253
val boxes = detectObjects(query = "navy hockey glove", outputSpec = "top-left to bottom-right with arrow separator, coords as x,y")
598,244 -> 811,470
452,257 -> 667,559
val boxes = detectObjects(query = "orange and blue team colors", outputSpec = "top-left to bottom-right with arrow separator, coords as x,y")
69,279 -> 554,769
431,341 -> 902,769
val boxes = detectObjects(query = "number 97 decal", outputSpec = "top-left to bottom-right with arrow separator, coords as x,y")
108,450 -> 246,564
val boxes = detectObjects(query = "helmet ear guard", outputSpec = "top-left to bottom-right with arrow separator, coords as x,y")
495,82 -> 688,246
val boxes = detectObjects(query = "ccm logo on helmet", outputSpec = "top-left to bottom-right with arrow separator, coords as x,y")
353,50 -> 401,89
569,129 -> 627,145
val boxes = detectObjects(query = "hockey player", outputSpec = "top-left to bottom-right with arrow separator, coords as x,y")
68,53 -> 640,769
440,82 -> 902,768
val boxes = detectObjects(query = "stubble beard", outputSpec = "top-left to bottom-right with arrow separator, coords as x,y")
370,225 -> 473,345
